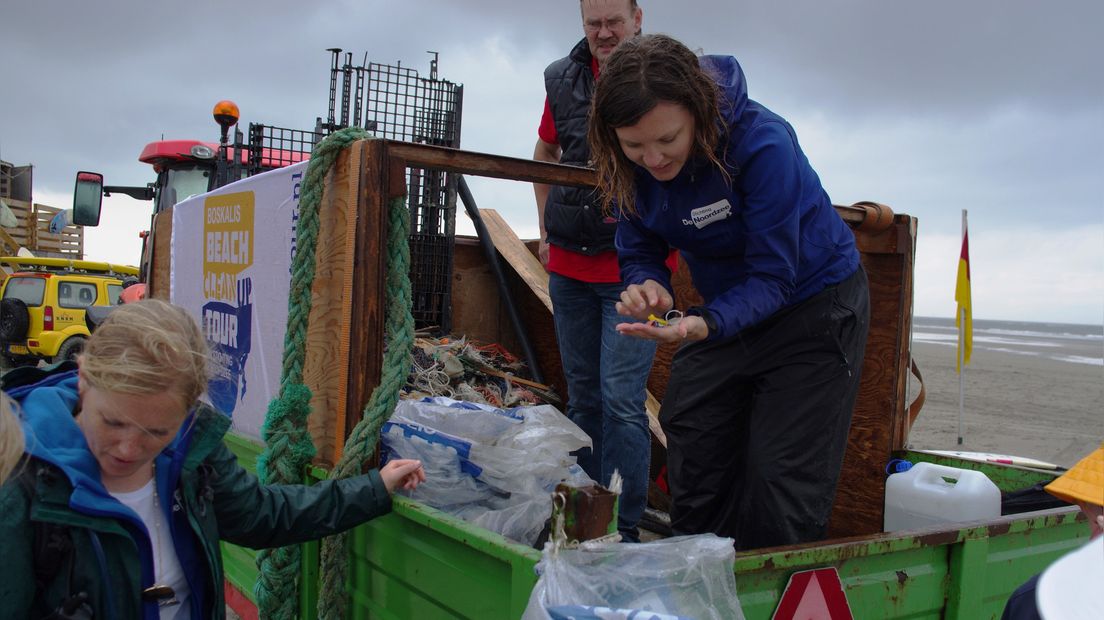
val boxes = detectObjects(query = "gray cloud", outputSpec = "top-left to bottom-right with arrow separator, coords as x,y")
2,0 -> 1100,321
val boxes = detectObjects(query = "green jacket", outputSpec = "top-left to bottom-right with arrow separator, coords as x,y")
0,372 -> 392,620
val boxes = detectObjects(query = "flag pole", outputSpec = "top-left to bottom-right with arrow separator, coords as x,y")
957,209 -> 967,445
958,304 -> 965,445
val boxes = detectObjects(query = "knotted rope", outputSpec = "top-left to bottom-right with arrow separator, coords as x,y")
316,147 -> 414,620
254,126 -> 412,620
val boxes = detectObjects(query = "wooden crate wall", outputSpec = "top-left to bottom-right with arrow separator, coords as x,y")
0,161 -> 11,199
0,199 -> 83,259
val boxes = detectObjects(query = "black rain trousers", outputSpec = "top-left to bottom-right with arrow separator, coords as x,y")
660,266 -> 870,549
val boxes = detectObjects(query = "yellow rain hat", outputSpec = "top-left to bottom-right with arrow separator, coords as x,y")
1045,443 -> 1104,506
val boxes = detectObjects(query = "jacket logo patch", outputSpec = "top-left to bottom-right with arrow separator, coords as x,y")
682,199 -> 732,229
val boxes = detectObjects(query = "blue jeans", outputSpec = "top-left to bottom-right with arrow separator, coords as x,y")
549,273 -> 656,541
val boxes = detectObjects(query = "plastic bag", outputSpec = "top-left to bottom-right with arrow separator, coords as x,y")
522,535 -> 744,620
381,397 -> 593,545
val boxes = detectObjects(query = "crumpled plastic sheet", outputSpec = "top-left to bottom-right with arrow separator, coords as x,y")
522,535 -> 745,620
381,397 -> 593,545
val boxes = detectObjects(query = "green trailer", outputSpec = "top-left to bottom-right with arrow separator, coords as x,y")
145,139 -> 1089,619
219,435 -> 1087,619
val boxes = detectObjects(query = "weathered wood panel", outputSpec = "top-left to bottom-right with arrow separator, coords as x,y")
479,209 -> 551,312
33,204 -> 83,258
344,140 -> 391,462
0,198 -> 83,258
303,143 -> 363,467
149,210 -> 172,300
0,161 -> 12,198
828,214 -> 916,538
450,238 -> 520,351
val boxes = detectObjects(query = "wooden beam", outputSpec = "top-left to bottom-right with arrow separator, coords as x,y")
387,141 -> 595,187
148,210 -> 172,300
345,140 -> 391,451
0,226 -> 21,256
303,141 -> 363,466
385,141 -> 884,233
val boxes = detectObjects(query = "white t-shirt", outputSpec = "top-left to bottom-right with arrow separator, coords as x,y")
111,480 -> 192,620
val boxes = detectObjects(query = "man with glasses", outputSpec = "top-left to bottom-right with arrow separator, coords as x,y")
533,0 -> 658,542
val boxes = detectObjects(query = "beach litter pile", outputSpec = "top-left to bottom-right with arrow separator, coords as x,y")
404,335 -> 560,407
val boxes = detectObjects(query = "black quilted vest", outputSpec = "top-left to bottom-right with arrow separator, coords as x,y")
542,38 -> 614,255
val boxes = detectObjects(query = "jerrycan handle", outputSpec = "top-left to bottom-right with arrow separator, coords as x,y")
916,462 -> 962,487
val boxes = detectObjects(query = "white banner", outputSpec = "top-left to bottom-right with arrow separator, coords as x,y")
170,162 -> 307,441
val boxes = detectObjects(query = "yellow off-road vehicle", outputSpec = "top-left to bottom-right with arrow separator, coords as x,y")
0,257 -> 139,365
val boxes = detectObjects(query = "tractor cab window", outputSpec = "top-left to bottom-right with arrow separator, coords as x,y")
155,165 -> 213,213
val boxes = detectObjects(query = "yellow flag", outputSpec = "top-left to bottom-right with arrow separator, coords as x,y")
955,227 -> 972,372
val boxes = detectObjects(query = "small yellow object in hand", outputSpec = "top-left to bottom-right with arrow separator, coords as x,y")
647,310 -> 683,328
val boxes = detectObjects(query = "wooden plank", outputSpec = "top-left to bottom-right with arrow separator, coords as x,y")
303,142 -> 363,467
4,198 -> 36,244
388,142 -> 876,230
345,140 -> 390,450
0,200 -> 85,258
891,217 -> 918,449
0,227 -> 21,256
853,224 -> 900,254
0,161 -> 11,199
149,209 -> 172,300
450,239 -> 518,349
645,392 -> 667,448
389,141 -> 594,187
479,209 -> 551,312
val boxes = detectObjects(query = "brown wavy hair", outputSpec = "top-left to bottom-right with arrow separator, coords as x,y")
588,34 -> 728,216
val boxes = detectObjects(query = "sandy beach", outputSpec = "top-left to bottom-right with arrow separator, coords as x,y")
906,339 -> 1103,469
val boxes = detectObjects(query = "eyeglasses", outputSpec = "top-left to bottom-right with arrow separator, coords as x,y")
583,16 -> 628,34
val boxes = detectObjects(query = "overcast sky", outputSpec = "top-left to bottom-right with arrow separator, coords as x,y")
2,0 -> 1101,325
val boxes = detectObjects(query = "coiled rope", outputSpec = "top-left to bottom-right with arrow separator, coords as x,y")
252,126 -> 414,620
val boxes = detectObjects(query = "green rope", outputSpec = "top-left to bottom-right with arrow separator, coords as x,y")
254,127 -> 373,619
316,187 -> 414,620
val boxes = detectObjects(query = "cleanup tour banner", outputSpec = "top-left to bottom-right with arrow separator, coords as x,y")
171,162 -> 307,440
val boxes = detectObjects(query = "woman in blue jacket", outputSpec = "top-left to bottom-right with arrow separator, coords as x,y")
588,34 -> 869,548
0,299 -> 425,619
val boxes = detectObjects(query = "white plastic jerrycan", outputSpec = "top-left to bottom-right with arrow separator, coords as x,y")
884,461 -> 1001,532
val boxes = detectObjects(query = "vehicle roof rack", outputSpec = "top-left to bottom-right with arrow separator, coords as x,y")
0,256 -> 140,278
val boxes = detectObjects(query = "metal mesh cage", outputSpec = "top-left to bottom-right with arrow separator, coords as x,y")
246,124 -> 318,175
363,59 -> 463,331
244,53 -> 463,331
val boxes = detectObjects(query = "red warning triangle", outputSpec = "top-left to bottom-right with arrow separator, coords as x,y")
772,567 -> 854,620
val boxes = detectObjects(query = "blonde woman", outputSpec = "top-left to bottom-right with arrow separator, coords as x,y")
0,299 -> 424,619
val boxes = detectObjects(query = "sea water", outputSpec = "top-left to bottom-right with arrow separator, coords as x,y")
912,317 -> 1103,366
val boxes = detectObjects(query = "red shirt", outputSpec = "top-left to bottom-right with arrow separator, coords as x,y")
537,56 -> 677,282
